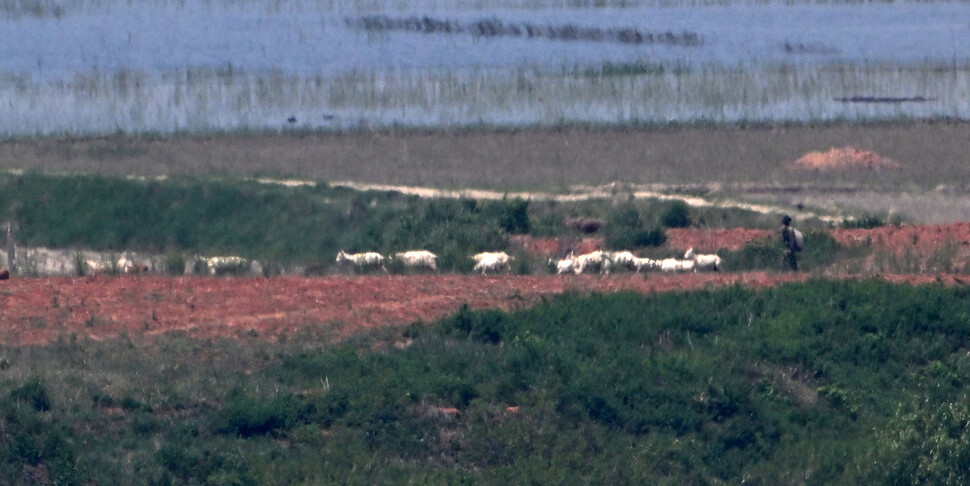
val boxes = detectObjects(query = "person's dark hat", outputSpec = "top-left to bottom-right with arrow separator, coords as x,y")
782,215 -> 792,225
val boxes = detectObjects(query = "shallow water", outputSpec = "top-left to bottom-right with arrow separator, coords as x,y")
1,0 -> 968,135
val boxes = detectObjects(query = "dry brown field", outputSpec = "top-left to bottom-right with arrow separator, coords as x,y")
2,121 -> 969,190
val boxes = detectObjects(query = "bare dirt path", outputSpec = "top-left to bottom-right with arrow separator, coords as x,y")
327,180 -> 846,223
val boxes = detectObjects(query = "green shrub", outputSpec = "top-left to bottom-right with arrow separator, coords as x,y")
496,198 -> 530,234
440,305 -> 510,344
841,214 -> 886,229
855,396 -> 970,485
10,380 -> 51,412
605,205 -> 667,249
213,393 -> 314,438
660,200 -> 692,228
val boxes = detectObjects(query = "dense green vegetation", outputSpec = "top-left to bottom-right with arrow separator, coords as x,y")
0,172 -> 794,272
2,280 -> 970,484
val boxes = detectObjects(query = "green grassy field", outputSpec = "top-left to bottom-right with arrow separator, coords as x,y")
3,280 -> 970,484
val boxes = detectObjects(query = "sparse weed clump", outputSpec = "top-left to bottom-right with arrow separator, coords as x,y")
841,214 -> 891,229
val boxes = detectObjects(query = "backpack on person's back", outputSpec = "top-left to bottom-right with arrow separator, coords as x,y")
791,228 -> 804,252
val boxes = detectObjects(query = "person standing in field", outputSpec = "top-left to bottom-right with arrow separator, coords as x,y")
779,214 -> 803,271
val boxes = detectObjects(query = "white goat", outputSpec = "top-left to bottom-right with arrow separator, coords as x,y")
631,256 -> 660,273
471,251 -> 512,275
117,256 -> 149,274
684,247 -> 723,272
552,254 -> 577,275
573,250 -> 612,275
206,255 -> 249,275
392,250 -> 438,272
336,250 -> 386,270
608,251 -> 638,271
659,258 -> 695,273
85,259 -> 105,275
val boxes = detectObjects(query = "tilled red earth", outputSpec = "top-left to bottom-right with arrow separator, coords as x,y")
4,223 -> 970,347
0,273 -> 812,346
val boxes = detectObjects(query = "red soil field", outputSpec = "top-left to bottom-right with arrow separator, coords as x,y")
4,223 -> 970,347
0,272 -> 809,346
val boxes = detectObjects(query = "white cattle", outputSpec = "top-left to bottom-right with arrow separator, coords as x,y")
659,258 -> 695,273
471,251 -> 512,275
392,250 -> 438,272
573,251 -> 612,275
684,247 -> 723,272
336,250 -> 386,270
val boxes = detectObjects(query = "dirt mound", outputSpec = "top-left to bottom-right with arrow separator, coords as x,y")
789,147 -> 901,171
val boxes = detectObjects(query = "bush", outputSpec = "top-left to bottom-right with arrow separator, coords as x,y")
496,198 -> 530,234
10,380 -> 52,412
660,200 -> 692,228
213,393 -> 314,438
605,205 -> 667,249
856,396 -> 970,485
841,214 -> 886,229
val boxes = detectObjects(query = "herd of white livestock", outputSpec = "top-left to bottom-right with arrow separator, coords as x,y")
60,247 -> 723,277
551,247 -> 721,275
335,247 -> 722,275
85,254 -> 253,276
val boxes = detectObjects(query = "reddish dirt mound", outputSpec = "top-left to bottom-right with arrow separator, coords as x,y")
0,273 -> 806,346
789,146 -> 901,171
